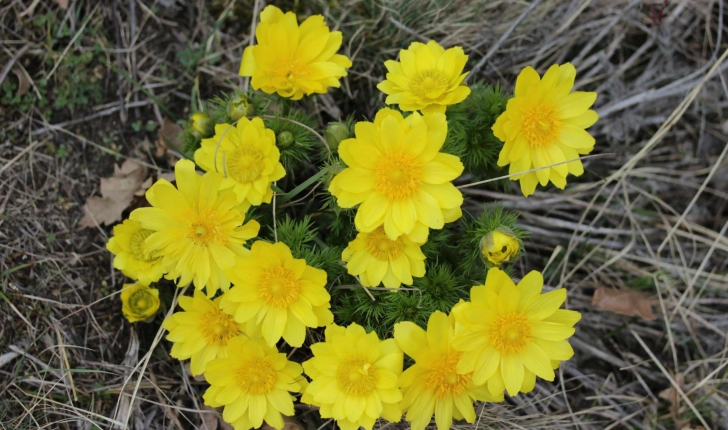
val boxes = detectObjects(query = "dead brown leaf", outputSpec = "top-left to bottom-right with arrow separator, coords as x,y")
79,159 -> 147,228
659,374 -> 691,428
11,67 -> 30,97
262,417 -> 304,430
156,117 -> 183,157
54,0 -> 69,10
591,286 -> 656,321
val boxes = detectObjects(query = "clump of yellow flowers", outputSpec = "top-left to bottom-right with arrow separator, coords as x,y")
103,5 -> 599,429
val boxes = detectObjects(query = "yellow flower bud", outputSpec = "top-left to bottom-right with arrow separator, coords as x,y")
480,227 -> 520,267
189,112 -> 213,139
120,283 -> 160,323
227,93 -> 254,121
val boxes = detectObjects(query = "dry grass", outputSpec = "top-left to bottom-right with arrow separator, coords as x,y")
1,0 -> 727,429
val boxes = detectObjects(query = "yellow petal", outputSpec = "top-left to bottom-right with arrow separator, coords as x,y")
500,355 -> 524,396
558,92 -> 597,118
393,321 -> 428,360
515,67 -> 541,96
519,342 -> 555,381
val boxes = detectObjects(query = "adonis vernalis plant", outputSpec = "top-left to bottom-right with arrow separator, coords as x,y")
329,108 -> 463,242
102,5 -> 596,429
195,117 -> 285,213
239,5 -> 352,100
492,63 -> 598,196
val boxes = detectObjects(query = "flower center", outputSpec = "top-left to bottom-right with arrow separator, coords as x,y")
374,151 -> 421,201
130,228 -> 160,262
522,104 -> 560,147
129,289 -> 154,314
186,207 -> 224,247
490,312 -> 532,355
424,352 -> 470,398
273,57 -> 308,89
259,266 -> 300,308
235,357 -> 277,395
226,146 -> 264,183
199,308 -> 241,346
336,356 -> 378,396
410,70 -> 450,100
364,227 -> 405,260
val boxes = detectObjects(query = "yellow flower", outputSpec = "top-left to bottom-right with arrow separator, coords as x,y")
479,227 -> 520,267
452,268 -> 580,397
162,290 -> 248,376
377,40 -> 470,114
195,118 -> 285,213
120,283 -> 160,323
220,241 -> 333,347
394,311 -> 502,430
329,108 -> 464,242
106,219 -> 165,285
302,323 -> 403,430
342,227 -> 426,289
239,5 -> 352,100
204,336 -> 306,430
130,159 -> 260,297
492,63 -> 598,196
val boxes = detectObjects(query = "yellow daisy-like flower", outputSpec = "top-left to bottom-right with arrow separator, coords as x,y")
220,241 -> 333,347
452,268 -> 580,397
120,283 -> 160,323
329,108 -> 464,241
239,5 -> 352,100
195,118 -> 285,213
204,336 -> 306,430
162,290 -> 247,376
106,219 -> 165,285
302,323 -> 403,430
377,40 -> 470,114
130,159 -> 260,297
342,227 -> 426,288
394,311 -> 503,430
492,63 -> 598,197
479,227 -> 520,268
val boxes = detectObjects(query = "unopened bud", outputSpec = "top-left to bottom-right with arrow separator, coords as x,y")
227,93 -> 254,121
324,122 -> 350,152
479,226 -> 520,267
277,131 -> 295,148
189,112 -> 213,139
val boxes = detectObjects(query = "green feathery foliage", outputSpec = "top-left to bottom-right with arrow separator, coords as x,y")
269,215 -> 345,286
273,215 -> 317,256
457,203 -> 529,279
443,82 -> 511,181
413,263 -> 469,313
420,228 -> 453,261
381,291 -> 436,333
264,109 -> 319,173
181,129 -> 201,158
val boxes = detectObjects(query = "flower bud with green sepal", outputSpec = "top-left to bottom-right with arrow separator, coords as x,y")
324,121 -> 351,152
189,112 -> 213,140
457,204 -> 529,277
480,225 -> 520,268
227,92 -> 255,121
276,130 -> 295,148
